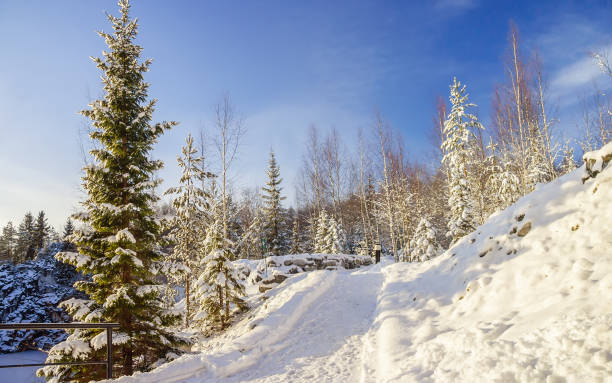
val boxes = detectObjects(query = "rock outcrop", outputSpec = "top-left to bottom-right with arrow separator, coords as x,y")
0,243 -> 84,353
251,254 -> 373,292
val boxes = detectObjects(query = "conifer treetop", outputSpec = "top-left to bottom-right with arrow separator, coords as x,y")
39,1 -> 183,380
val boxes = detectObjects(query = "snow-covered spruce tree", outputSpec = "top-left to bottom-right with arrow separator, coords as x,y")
326,214 -> 346,254
409,217 -> 439,262
194,218 -> 246,331
33,210 -> 50,251
165,134 -> 212,327
496,160 -> 521,209
62,218 -> 75,242
240,210 -> 265,259
289,216 -> 302,254
526,132 -> 554,189
304,212 -> 317,253
314,210 -> 330,253
261,150 -> 286,255
441,78 -> 482,243
15,211 -> 36,263
0,222 -> 16,262
38,2 -> 183,381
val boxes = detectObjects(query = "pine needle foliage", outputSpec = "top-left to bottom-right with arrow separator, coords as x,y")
195,219 -> 247,331
39,1 -> 184,381
261,150 -> 286,255
442,78 -> 482,243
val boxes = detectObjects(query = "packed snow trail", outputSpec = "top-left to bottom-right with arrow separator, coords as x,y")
106,162 -> 612,383
108,267 -> 385,383
218,267 -> 384,382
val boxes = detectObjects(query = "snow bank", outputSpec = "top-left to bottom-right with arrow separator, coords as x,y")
371,164 -> 612,382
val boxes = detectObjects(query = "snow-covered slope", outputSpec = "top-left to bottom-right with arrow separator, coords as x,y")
105,163 -> 612,383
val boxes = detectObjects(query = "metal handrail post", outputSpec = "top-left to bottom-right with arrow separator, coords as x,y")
106,326 -> 113,379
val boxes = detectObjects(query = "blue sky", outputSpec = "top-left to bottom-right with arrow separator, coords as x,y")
0,0 -> 611,229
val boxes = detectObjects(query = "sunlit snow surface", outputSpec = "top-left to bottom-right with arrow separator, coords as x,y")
0,351 -> 46,382
103,164 -> 611,382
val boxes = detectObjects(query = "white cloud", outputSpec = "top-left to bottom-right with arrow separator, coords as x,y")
433,0 -> 478,11
531,13 -> 612,107
550,53 -> 608,103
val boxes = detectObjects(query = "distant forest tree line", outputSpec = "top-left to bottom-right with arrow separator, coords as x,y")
197,25 -> 610,263
0,212 -> 74,264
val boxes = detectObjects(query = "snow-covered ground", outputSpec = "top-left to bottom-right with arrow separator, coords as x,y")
101,163 -> 611,382
0,351 -> 46,382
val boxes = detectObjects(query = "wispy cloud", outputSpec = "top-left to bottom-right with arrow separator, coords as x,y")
530,11 -> 612,107
550,49 -> 610,104
433,0 -> 478,11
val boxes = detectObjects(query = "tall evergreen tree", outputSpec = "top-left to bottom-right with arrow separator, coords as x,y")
15,212 -> 36,263
261,151 -> 286,255
63,218 -> 75,241
442,78 -> 481,243
289,215 -> 302,254
195,218 -> 246,330
0,222 -> 16,262
33,210 -> 50,251
39,2 -> 183,380
165,134 -> 211,327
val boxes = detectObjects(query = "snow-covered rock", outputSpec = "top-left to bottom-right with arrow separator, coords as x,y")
582,140 -> 612,182
0,243 -> 84,353
240,253 -> 372,292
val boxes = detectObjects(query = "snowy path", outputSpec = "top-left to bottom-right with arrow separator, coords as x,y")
110,266 -> 385,383
221,268 -> 384,382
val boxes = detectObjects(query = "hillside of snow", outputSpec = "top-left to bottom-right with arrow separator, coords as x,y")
104,162 -> 611,382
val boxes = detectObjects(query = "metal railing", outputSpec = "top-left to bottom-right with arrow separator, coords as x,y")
0,322 -> 120,379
